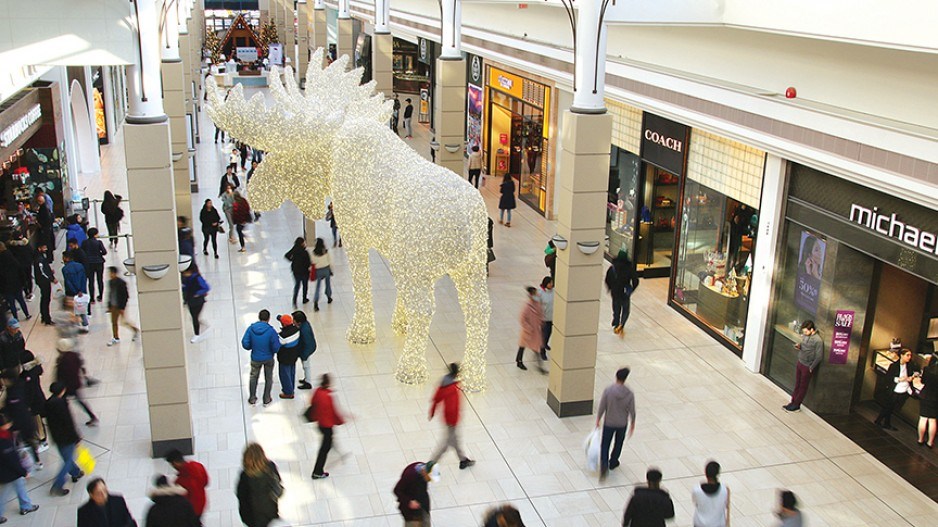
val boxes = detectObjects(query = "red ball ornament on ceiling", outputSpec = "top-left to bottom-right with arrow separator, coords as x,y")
785,87 -> 797,99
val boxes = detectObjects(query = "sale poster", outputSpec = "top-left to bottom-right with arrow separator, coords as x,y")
829,310 -> 854,365
794,231 -> 826,314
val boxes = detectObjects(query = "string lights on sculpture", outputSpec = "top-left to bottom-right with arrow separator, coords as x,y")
206,49 -> 492,391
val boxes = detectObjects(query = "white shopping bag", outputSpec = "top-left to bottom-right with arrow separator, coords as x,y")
584,427 -> 601,472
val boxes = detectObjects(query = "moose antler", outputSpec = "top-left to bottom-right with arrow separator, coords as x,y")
205,80 -> 294,152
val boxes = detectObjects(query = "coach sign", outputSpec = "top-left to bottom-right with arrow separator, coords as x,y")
640,113 -> 689,176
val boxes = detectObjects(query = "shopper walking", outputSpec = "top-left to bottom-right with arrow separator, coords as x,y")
498,174 -> 516,227
917,354 -> 938,447
77,478 -> 136,527
33,241 -> 57,325
218,166 -> 241,197
326,203 -> 341,247
775,490 -> 802,527
236,443 -> 283,527
596,367 -> 636,480
1,369 -> 41,468
0,415 -> 39,520
875,348 -> 920,430
467,145 -> 483,188
35,193 -> 55,260
81,228 -> 107,302
310,238 -> 333,311
106,266 -> 140,346
241,310 -> 280,406
165,449 -> 209,523
516,287 -> 545,372
231,191 -> 252,252
428,363 -> 475,469
55,338 -> 98,426
199,199 -> 221,259
65,214 -> 88,246
246,160 -> 258,184
538,276 -> 554,360
181,264 -> 210,344
783,320 -> 823,412
7,233 -> 35,302
45,382 -> 84,497
544,240 -> 557,280
285,237 -> 311,306
0,319 -> 26,371
0,243 -> 29,320
605,249 -> 639,335
177,216 -> 195,259
62,251 -> 87,301
402,98 -> 414,138
101,191 -> 125,248
309,373 -> 346,479
145,475 -> 199,527
220,185 -> 237,244
276,314 -> 300,399
393,461 -> 435,526
621,467 -> 674,527
293,310 -> 317,390
691,461 -> 730,527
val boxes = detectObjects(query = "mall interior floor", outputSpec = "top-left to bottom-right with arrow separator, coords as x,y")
7,88 -> 938,526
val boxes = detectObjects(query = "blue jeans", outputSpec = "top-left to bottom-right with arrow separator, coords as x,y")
314,268 -> 332,303
0,476 -> 33,513
278,360 -> 296,395
53,442 -> 81,490
292,276 -> 308,305
611,293 -> 631,327
499,209 -> 512,223
600,425 -> 627,474
4,292 -> 29,319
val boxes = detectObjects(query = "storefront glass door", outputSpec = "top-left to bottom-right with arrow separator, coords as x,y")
518,103 -> 545,213
635,164 -> 679,277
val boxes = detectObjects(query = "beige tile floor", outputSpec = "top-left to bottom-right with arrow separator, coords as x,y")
6,91 -> 937,526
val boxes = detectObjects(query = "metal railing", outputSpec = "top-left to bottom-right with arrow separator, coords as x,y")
85,198 -> 130,231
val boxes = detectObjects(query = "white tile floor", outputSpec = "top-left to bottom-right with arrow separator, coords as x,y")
6,91 -> 937,526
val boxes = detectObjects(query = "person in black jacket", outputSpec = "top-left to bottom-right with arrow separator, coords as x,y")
106,267 -> 139,346
285,237 -> 311,307
605,250 -> 640,335
622,468 -> 675,527
875,349 -> 921,431
77,478 -> 136,527
218,166 -> 241,197
199,199 -> 221,259
19,350 -> 47,445
236,443 -> 282,527
33,241 -> 58,325
46,382 -> 84,497
393,461 -> 435,525
1,368 -> 41,468
81,228 -> 108,302
101,191 -> 125,249
482,505 -> 523,527
35,193 -> 55,259
0,243 -> 29,320
0,319 -> 26,371
145,475 -> 198,527
7,232 -> 35,301
0,415 -> 39,520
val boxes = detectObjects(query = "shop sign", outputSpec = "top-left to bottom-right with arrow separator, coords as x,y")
849,203 -> 938,256
0,104 -> 42,148
487,66 -> 524,99
468,55 -> 483,86
418,38 -> 429,64
640,113 -> 689,176
829,310 -> 854,365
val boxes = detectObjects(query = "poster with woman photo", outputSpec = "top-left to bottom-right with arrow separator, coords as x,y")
795,231 -> 826,314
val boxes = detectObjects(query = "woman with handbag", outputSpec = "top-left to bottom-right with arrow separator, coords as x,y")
284,237 -> 311,307
231,191 -> 252,253
310,238 -> 333,312
199,199 -> 221,259
236,443 -> 282,527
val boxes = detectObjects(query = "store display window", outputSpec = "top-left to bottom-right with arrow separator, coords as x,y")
606,147 -> 640,258
672,180 -> 758,348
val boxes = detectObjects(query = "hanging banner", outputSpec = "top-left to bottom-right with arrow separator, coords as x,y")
829,310 -> 855,365
794,230 -> 826,315
418,88 -> 430,123
268,43 -> 284,66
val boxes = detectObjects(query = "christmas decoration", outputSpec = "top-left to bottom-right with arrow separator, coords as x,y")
205,49 -> 492,391
205,30 -> 222,64
258,20 -> 279,54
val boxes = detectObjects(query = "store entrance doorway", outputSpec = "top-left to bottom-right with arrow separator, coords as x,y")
635,163 -> 679,277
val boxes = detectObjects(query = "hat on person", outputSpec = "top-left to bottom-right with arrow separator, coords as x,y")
277,314 -> 294,326
6,318 -> 19,329
56,338 -> 75,352
419,461 -> 441,483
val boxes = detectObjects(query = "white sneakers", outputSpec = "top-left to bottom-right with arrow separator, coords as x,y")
190,335 -> 202,343
107,338 -> 120,347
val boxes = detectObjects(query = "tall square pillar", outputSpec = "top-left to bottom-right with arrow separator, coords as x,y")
313,9 -> 328,66
337,18 -> 354,65
123,122 -> 195,457
373,32 -> 393,96
161,60 -> 192,218
547,111 -> 612,417
433,58 -> 466,173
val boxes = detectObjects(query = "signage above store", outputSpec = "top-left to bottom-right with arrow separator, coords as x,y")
418,38 -> 429,64
0,104 -> 41,149
640,113 -> 689,176
469,55 -> 483,86
849,204 -> 938,255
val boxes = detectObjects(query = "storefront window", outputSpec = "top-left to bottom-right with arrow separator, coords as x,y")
672,180 -> 758,347
606,147 -> 640,258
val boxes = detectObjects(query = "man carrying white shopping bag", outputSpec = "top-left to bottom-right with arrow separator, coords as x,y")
595,367 -> 636,481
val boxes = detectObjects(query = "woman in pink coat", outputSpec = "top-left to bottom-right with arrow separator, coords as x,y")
516,287 -> 545,373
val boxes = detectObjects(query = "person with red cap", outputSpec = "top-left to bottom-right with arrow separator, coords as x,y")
276,314 -> 300,399
428,363 -> 474,469
309,374 -> 345,479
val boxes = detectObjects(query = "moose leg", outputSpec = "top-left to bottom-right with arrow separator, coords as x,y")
394,280 -> 435,385
451,264 -> 492,392
391,275 -> 408,336
346,248 -> 377,344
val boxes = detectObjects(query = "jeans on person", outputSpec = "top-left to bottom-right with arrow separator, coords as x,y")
331,226 -> 340,246
0,476 -> 34,513
86,263 -> 104,299
188,296 -> 205,335
467,169 -> 482,188
313,426 -> 333,476
600,425 -> 627,474
314,268 -> 332,303
77,314 -> 89,327
499,209 -> 512,223
278,360 -> 296,396
4,292 -> 29,319
429,425 -> 467,463
52,442 -> 81,490
403,117 -> 413,137
203,229 -> 218,255
214,127 -> 225,142
249,359 -> 275,402
876,391 -> 910,428
224,211 -> 235,241
293,276 -> 309,305
789,362 -> 813,408
611,293 -> 631,327
38,282 -> 52,323
236,224 -> 246,248
300,358 -> 312,383
109,309 -> 139,339
541,321 -> 553,353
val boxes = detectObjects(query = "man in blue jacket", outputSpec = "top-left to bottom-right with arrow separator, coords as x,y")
61,252 -> 87,298
241,310 -> 280,406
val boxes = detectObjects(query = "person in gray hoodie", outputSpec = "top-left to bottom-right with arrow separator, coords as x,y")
784,320 -> 823,412
241,310 -> 281,406
596,367 -> 636,480
292,310 -> 317,390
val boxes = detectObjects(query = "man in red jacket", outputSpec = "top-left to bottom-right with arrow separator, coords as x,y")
428,363 -> 475,469
166,449 -> 209,523
310,373 -> 345,479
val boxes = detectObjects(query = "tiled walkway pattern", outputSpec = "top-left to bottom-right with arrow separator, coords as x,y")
6,90 -> 938,527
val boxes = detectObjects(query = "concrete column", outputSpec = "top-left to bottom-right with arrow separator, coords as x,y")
337,18 -> 354,65
572,0 -> 609,112
123,121 -> 195,457
297,0 -> 310,80
161,61 -> 192,219
259,0 -> 270,24
373,32 -> 393,96
433,58 -> 466,173
284,0 -> 297,74
313,6 -> 328,66
547,110 -> 612,417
